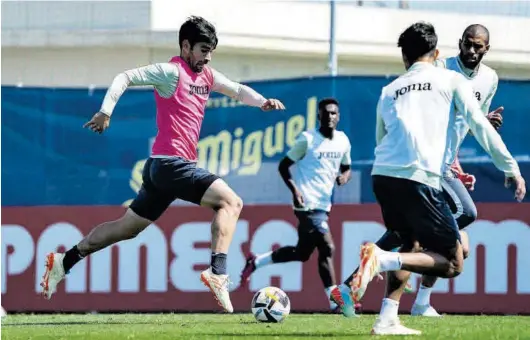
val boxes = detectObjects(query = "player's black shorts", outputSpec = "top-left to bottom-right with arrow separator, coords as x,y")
294,210 -> 333,257
372,175 -> 461,259
129,157 -> 219,221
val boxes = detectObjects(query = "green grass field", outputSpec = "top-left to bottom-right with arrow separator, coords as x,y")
2,313 -> 530,340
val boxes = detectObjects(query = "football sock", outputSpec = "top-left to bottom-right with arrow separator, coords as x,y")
378,251 -> 402,272
325,285 -> 338,309
414,285 -> 433,306
254,251 -> 273,269
211,252 -> 227,275
63,245 -> 84,273
379,298 -> 399,321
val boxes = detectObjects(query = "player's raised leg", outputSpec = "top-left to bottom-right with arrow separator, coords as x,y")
200,178 -> 243,313
42,210 -> 153,299
41,158 -> 169,299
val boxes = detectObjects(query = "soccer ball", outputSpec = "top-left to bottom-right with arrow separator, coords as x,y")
251,286 -> 290,323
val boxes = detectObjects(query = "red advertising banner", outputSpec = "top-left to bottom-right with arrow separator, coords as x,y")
2,204 -> 530,314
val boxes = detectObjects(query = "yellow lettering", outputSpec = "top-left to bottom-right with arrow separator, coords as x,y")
232,128 -> 244,170
263,122 -> 285,157
306,96 -> 317,130
238,130 -> 263,175
286,115 -> 305,147
197,130 -> 232,175
129,159 -> 146,194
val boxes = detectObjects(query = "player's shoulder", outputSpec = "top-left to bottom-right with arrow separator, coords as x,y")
334,130 -> 350,143
430,66 -> 466,89
479,62 -> 499,83
434,56 -> 458,70
146,62 -> 179,76
298,129 -> 314,142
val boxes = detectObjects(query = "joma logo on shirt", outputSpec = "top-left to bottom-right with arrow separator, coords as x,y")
475,92 -> 481,101
189,85 -> 210,96
317,151 -> 342,160
394,82 -> 432,100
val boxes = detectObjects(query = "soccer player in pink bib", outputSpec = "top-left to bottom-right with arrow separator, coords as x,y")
41,16 -> 285,313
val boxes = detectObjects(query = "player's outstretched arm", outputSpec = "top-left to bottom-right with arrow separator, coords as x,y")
211,69 -> 285,111
454,75 -> 526,201
84,63 -> 179,134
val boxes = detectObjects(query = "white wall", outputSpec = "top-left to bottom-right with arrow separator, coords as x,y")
2,46 -> 528,88
2,0 -> 529,87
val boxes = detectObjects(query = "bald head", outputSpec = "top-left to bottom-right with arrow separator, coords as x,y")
462,24 -> 490,44
459,24 -> 491,70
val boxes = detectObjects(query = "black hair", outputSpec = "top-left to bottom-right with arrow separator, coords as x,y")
397,22 -> 438,64
462,24 -> 490,44
318,98 -> 339,112
178,16 -> 218,50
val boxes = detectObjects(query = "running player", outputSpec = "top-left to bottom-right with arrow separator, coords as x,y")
333,22 -> 525,335
40,16 -> 285,313
334,24 -> 504,317
240,98 -> 353,314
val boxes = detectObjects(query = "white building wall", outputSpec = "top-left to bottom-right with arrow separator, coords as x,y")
3,46 -> 528,88
2,0 -> 529,87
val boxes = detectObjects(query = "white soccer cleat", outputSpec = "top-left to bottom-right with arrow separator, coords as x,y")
1,306 -> 7,318
371,317 -> 422,335
411,304 -> 442,317
200,268 -> 234,313
350,243 -> 383,303
40,253 -> 66,300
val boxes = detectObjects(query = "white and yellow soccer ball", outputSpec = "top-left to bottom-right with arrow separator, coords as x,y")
251,286 -> 290,323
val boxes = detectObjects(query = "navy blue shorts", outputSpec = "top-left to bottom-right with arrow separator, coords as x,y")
129,157 -> 219,221
294,210 -> 333,257
372,175 -> 460,259
295,210 -> 330,235
441,171 -> 478,229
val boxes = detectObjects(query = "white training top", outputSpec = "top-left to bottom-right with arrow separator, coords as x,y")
99,62 -> 266,116
372,61 -> 519,190
286,129 -> 351,212
436,56 -> 499,169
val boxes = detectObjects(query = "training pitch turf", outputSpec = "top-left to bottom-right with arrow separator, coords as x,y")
2,313 -> 530,339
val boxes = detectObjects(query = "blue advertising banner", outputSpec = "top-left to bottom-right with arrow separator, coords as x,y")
2,76 -> 529,206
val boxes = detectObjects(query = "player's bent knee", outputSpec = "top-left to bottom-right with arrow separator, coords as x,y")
220,194 -> 243,217
459,205 -> 478,229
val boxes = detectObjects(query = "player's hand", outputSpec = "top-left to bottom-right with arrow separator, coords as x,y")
261,99 -> 285,111
83,112 -> 110,134
336,174 -> 349,186
292,190 -> 305,209
505,175 -> 526,202
458,173 -> 476,191
487,106 -> 504,130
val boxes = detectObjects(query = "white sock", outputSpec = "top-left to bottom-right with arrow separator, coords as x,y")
254,251 -> 273,269
379,298 -> 399,322
325,285 -> 338,309
414,285 -> 433,306
378,251 -> 402,272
